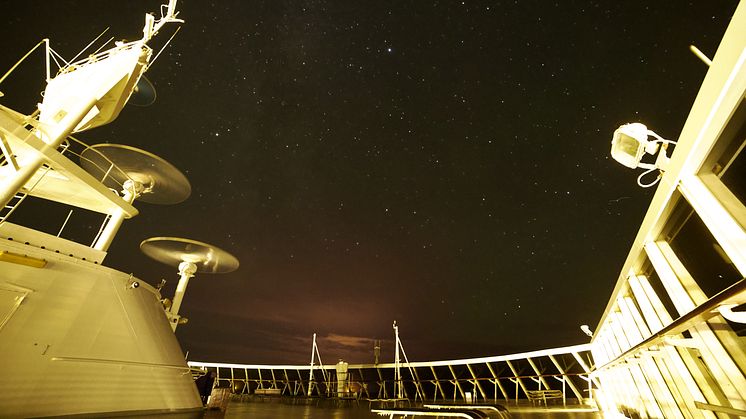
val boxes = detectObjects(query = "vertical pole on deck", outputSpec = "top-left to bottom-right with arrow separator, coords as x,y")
308,333 -> 316,396
394,321 -> 402,399
563,376 -> 566,406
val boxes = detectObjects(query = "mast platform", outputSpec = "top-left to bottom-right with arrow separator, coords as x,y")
0,105 -> 138,218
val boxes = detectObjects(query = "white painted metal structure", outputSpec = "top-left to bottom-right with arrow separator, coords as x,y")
1,0 -> 736,415
189,4 -> 746,418
140,237 -> 240,331
0,2 -> 205,417
189,343 -> 594,404
307,332 -> 328,396
591,2 -> 746,417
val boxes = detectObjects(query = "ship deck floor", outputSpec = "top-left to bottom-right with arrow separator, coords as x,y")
198,400 -> 603,418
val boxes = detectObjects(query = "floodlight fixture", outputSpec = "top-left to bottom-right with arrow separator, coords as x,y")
610,122 -> 676,187
580,324 -> 594,338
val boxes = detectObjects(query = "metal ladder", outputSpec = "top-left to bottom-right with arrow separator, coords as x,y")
0,191 -> 28,223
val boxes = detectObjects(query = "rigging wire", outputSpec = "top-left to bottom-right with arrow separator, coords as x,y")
148,26 -> 182,69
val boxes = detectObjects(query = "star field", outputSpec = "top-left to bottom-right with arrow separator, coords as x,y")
0,1 -> 738,364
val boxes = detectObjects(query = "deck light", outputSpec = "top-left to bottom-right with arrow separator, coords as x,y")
610,123 -> 676,187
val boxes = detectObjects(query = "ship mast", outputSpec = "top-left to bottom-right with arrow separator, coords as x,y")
0,1 -> 183,248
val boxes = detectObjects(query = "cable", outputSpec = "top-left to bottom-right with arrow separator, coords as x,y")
637,167 -> 661,188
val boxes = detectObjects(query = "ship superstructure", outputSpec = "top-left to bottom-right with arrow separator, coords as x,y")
0,2 -> 211,416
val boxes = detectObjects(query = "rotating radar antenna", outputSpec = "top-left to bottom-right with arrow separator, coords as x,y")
126,76 -> 157,107
80,144 -> 191,251
140,237 -> 239,330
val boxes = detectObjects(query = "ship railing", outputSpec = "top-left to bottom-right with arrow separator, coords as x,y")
52,1 -> 183,77
0,114 -> 133,230
190,344 -> 595,407
0,112 -> 72,224
56,40 -> 144,77
61,136 -> 132,193
15,115 -> 134,195
206,371 -> 592,406
0,145 -> 67,225
0,108 -> 42,170
591,278 -> 746,417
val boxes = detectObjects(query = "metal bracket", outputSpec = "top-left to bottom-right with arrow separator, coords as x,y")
717,304 -> 746,324
663,337 -> 701,349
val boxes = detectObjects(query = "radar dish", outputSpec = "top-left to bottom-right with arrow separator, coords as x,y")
127,76 -> 157,106
140,237 -> 240,274
80,144 -> 191,204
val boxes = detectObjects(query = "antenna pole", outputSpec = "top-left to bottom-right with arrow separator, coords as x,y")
169,261 -> 197,331
0,39 -> 47,87
67,27 -> 110,66
141,0 -> 184,43
394,321 -> 402,399
689,45 -> 712,67
308,333 -> 317,396
45,39 -> 50,82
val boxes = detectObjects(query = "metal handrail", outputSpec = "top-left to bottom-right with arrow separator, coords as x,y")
57,41 -> 143,76
62,136 -> 132,193
12,115 -> 135,194
209,372 -> 590,402
593,278 -> 746,372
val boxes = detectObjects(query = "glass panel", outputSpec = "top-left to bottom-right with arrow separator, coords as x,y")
720,144 -> 746,204
702,99 -> 746,204
665,194 -> 741,297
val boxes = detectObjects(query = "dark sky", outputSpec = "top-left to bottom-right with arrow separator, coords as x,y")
1,1 -> 738,364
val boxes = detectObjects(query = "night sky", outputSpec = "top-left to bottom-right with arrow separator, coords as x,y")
1,1 -> 738,365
